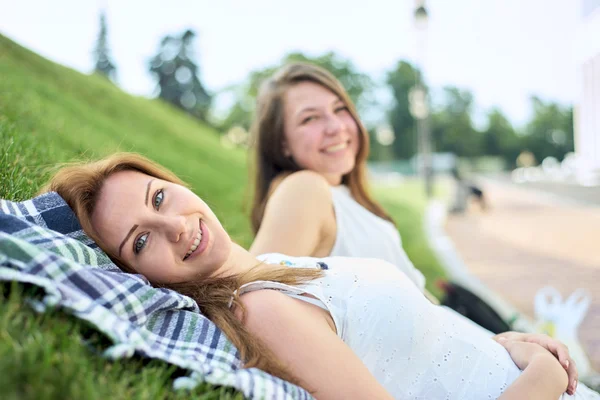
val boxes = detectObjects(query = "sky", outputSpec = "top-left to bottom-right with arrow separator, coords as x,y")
0,0 -> 583,129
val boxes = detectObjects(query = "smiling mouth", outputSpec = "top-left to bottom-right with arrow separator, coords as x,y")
323,141 -> 349,154
183,229 -> 202,260
183,219 -> 208,261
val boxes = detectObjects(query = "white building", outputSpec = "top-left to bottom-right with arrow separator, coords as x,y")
575,0 -> 600,185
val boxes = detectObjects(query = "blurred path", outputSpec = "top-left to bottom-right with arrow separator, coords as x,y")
489,174 -> 600,206
445,180 -> 600,372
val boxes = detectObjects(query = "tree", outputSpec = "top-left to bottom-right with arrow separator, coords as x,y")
481,108 -> 521,168
385,61 -> 420,160
148,30 -> 212,121
430,86 -> 482,157
93,12 -> 116,81
521,96 -> 574,162
217,52 -> 374,134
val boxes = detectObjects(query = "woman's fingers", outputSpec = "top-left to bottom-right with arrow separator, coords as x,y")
526,335 -> 568,364
493,331 -> 522,343
495,332 -> 578,394
565,358 -> 578,395
521,334 -> 577,395
526,335 -> 571,369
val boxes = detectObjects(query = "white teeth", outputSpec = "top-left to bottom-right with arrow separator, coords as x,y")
324,142 -> 348,153
184,230 -> 203,259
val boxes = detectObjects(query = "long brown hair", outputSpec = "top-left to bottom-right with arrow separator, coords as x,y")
249,62 -> 393,234
43,152 -> 322,386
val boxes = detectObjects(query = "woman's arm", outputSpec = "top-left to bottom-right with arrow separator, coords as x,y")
238,289 -> 394,400
498,340 -> 569,400
250,171 -> 336,257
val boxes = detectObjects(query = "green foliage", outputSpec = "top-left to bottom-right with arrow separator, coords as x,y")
385,61 -> 420,160
93,12 -> 117,81
430,86 -> 482,158
148,30 -> 212,121
481,108 -> 520,168
522,96 -> 574,163
216,51 -> 374,133
384,62 -> 574,167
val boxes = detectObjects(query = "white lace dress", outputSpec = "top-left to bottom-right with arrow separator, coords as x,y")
238,254 -> 599,400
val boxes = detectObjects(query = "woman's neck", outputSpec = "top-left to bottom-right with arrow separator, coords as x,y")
216,243 -> 264,277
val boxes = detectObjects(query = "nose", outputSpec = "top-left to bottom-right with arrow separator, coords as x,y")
162,214 -> 187,242
324,113 -> 343,136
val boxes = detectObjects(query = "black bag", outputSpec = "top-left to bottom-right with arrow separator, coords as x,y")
438,280 -> 511,334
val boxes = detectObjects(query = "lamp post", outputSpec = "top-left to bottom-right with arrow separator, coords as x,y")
410,0 -> 433,198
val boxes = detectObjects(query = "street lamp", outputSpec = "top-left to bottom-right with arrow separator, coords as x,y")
410,0 -> 434,198
414,5 -> 429,29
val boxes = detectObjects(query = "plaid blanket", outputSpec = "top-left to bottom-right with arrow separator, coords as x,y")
0,192 -> 312,400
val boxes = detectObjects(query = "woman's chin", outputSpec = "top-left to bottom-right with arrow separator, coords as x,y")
331,162 -> 356,178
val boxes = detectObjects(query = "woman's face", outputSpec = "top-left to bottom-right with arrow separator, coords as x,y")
91,170 -> 232,284
282,81 -> 361,185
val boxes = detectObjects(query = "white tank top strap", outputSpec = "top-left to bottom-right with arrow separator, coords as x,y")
228,279 -> 328,311
284,293 -> 329,311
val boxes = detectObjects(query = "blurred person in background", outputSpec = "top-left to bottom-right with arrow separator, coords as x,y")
450,167 -> 488,214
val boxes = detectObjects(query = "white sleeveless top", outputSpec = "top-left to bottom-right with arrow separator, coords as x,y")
329,185 -> 425,291
240,254 -> 598,400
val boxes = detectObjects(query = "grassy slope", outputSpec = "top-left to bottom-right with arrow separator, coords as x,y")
0,34 -> 247,399
0,35 -> 252,245
0,34 -> 445,399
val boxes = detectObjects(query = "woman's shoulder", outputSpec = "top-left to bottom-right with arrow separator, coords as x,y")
269,170 -> 332,202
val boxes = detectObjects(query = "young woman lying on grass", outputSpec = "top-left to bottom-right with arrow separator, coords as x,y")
44,153 -> 597,399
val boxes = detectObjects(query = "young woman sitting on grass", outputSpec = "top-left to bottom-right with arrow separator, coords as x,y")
44,153 -> 597,399
247,62 -> 504,331
248,63 -> 423,284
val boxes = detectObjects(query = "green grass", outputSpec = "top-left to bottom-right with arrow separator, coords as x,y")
0,35 -> 252,244
0,33 -> 446,398
0,34 -> 249,399
0,284 -> 242,400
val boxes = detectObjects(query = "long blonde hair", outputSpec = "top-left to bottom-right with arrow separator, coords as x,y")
43,152 -> 322,386
249,62 -> 393,233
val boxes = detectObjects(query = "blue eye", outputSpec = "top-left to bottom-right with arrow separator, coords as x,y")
153,189 -> 164,210
134,233 -> 148,254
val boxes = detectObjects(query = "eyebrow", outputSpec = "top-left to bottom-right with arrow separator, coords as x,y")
118,224 -> 139,256
296,99 -> 344,116
118,179 -> 154,256
145,179 -> 154,206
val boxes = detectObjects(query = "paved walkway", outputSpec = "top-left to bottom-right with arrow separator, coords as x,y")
445,180 -> 600,372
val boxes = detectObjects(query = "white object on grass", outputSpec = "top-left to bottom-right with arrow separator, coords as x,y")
534,286 -> 595,378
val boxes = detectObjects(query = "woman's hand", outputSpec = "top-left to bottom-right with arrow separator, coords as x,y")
493,332 -> 577,395
497,339 -> 569,400
497,339 -> 555,370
